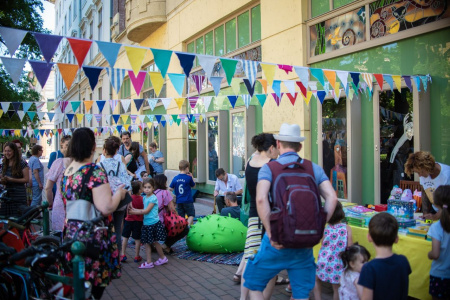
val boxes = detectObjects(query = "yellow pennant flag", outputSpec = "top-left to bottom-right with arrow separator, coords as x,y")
392,75 -> 402,91
124,124 -> 130,131
305,91 -> 313,106
175,98 -> 185,110
121,114 -> 129,124
93,128 -> 98,134
199,115 -> 204,123
260,63 -> 276,87
52,129 -> 58,135
147,122 -> 152,128
323,70 -> 336,89
231,78 -> 241,95
257,79 -> 268,94
14,130 -> 21,137
334,82 -> 341,99
125,46 -> 147,76
76,114 -> 84,123
83,100 -> 94,112
148,72 -> 164,96
57,63 -> 79,90
0,109 -> 3,118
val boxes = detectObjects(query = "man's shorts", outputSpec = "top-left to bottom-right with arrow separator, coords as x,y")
243,234 -> 316,299
122,220 -> 143,240
177,202 -> 195,217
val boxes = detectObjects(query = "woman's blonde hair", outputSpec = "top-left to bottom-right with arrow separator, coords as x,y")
404,151 -> 435,177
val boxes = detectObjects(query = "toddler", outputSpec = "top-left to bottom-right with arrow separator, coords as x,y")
121,181 -> 144,263
338,243 -> 370,300
170,160 -> 196,225
427,185 -> 450,300
129,178 -> 168,269
314,201 -> 353,300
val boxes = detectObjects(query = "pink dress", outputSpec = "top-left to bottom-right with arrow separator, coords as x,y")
154,189 -> 173,223
46,158 -> 66,231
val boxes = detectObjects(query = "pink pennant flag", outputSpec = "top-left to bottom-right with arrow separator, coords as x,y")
109,99 -> 119,113
128,70 -> 147,95
192,75 -> 205,94
60,101 -> 69,113
278,64 -> 293,74
189,97 -> 199,109
271,93 -> 284,106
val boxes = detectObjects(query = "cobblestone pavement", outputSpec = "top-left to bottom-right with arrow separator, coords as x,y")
103,202 -> 333,300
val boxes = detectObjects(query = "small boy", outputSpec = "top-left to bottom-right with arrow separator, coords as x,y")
358,212 -> 411,300
220,192 -> 240,220
121,181 -> 144,263
140,171 -> 148,179
170,160 -> 196,225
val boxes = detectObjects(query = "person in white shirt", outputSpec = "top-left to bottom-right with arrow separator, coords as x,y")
213,168 -> 243,213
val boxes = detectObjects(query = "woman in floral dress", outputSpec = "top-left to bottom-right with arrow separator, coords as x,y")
61,128 -> 127,299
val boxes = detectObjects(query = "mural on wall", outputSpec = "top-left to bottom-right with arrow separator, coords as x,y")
369,0 -> 450,39
310,7 -> 366,57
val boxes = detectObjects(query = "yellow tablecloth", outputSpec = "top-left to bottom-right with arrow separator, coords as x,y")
313,225 -> 431,300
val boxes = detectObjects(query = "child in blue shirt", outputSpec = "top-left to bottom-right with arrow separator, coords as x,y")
358,212 -> 411,300
128,178 -> 168,269
170,160 -> 196,226
427,185 -> 450,300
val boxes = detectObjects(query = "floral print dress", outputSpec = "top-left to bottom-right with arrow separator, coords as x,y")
61,163 -> 121,287
316,222 -> 348,284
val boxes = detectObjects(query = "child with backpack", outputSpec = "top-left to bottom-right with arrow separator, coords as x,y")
121,181 -> 144,263
427,185 -> 450,300
169,160 -> 196,226
128,178 -> 168,269
338,243 -> 371,299
314,201 -> 353,300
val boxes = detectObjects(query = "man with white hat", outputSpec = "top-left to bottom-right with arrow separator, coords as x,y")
243,123 -> 337,300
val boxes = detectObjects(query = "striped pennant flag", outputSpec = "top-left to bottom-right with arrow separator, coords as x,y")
106,68 -> 127,94
241,60 -> 259,85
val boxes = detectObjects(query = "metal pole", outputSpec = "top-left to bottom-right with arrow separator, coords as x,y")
71,241 -> 86,300
41,200 -> 49,236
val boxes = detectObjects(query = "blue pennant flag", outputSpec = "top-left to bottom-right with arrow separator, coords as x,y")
134,99 -> 145,111
96,100 -> 106,112
176,52 -> 196,77
168,73 -> 186,97
96,41 -> 122,68
227,95 -> 238,108
66,114 -> 75,123
112,114 -> 121,124
83,66 -> 103,90
317,91 -> 327,104
210,77 -> 223,96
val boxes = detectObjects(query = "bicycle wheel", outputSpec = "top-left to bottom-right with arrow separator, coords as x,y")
32,236 -> 61,248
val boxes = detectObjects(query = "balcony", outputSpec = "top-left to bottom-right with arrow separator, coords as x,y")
126,0 -> 167,43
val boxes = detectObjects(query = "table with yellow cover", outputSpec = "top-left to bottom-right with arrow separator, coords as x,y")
314,225 -> 431,300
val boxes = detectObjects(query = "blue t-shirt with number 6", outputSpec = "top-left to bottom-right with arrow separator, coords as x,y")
170,173 -> 195,204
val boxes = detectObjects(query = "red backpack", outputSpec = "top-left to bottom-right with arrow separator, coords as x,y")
268,158 -> 326,248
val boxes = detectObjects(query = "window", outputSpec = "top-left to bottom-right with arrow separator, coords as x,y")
73,0 -> 77,20
208,116 -> 219,181
225,19 -> 236,53
251,5 -> 261,42
69,6 -> 72,27
237,11 -> 250,48
120,77 -> 131,99
215,26 -> 224,56
89,21 -> 93,60
205,31 -> 213,56
98,86 -> 102,100
98,8 -> 102,41
231,111 -> 245,177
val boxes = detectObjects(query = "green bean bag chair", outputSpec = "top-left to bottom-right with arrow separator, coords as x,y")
186,214 -> 247,253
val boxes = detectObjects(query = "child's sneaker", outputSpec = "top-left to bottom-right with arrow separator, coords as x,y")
120,255 -> 127,262
154,256 -> 168,266
134,256 -> 142,263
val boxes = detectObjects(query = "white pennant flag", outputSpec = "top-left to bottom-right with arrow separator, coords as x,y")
37,112 -> 46,120
147,99 -> 158,111
241,60 -> 259,85
121,99 -> 131,112
202,96 -> 212,111
17,111 -> 25,121
1,102 -> 11,112
241,94 -> 251,109
197,55 -> 217,80
160,98 -> 171,110
336,71 -> 349,93
294,66 -> 310,88
283,80 -> 297,97
138,115 -> 147,123
64,129 -> 71,135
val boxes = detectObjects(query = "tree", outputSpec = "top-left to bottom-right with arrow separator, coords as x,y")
0,0 -> 50,131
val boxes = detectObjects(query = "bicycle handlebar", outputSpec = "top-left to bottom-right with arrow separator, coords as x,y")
7,220 -> 26,231
16,205 -> 42,224
9,246 -> 39,262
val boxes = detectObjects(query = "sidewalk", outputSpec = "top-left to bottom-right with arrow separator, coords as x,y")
103,202 -> 333,300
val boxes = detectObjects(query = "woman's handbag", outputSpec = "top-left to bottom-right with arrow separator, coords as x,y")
164,211 -> 187,237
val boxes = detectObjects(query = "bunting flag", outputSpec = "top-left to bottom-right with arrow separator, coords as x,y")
334,82 -> 341,103
192,75 -> 205,94
83,100 -> 94,112
67,38 -> 92,68
392,75 -> 402,91
60,101 -> 69,113
294,66 -> 309,89
168,73 -> 186,97
0,27 -> 28,56
210,76 -> 222,96
287,93 -> 298,106
278,64 -> 293,74
161,98 -> 171,110
106,68 -> 126,94
147,98 -> 158,111
197,55 -> 217,80
86,114 -> 93,123
361,73 -> 373,92
17,111 -> 25,121
133,99 -> 144,111
76,114 -> 84,123
202,96 -> 212,111
296,81 -> 307,98
242,60 -> 259,85
256,94 -> 267,107
227,95 -> 238,108
1,57 -> 26,84
128,70 -> 147,95
96,41 -> 122,68
46,101 -> 55,111
272,93 -> 284,106
231,78 -> 241,95
420,75 -> 429,91
1,102 -> 10,112
403,76 -> 412,92
413,76 -> 421,92
284,80 -> 297,97
384,74 -> 394,91
260,63 -> 276,87
241,95 -> 251,109
175,98 -> 185,110
305,91 -> 313,106
57,63 -> 79,90
83,66 -> 103,90
176,52 -> 196,77
189,97 -> 199,109
310,68 -> 325,87
151,48 -> 172,78
243,79 -> 256,97
109,99 -> 119,112
148,72 -> 164,96
121,114 -> 129,124
272,80 -> 282,98
336,71 -> 349,93
33,33 -> 63,63
22,102 -> 32,113
350,72 -> 360,88
220,58 -> 238,85
94,114 -> 102,124
323,70 -> 336,88
112,114 -> 121,124
47,112 -> 55,122
257,79 -> 267,94
373,74 -> 384,90
70,101 -> 81,113
121,99 -> 131,112
12,102 -> 21,113
124,46 -> 147,76
7,111 -> 16,119
96,100 -> 106,112
317,91 -> 327,104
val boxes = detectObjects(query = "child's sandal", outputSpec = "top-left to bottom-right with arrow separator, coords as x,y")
138,262 -> 154,269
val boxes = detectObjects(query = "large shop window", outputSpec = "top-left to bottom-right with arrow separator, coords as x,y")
206,111 -> 229,183
208,115 -> 220,181
231,111 -> 246,177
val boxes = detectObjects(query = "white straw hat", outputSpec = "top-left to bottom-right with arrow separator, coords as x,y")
273,123 -> 306,142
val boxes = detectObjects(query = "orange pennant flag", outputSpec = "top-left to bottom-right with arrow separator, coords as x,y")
57,63 -> 79,90
323,70 -> 336,89
257,79 -> 268,94
175,98 -> 185,110
83,100 -> 94,112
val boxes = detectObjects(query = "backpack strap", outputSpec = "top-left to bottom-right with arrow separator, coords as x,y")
79,164 -> 96,201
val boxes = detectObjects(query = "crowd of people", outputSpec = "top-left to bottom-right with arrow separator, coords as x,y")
0,124 -> 449,300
